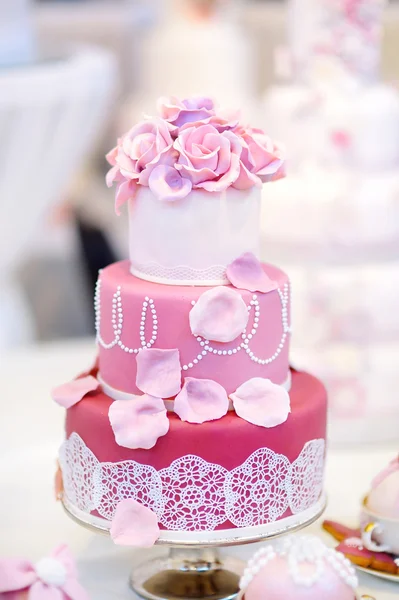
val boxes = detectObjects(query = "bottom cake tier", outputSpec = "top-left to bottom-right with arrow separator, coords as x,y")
59,369 -> 327,542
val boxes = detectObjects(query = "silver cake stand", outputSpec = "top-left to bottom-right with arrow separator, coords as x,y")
62,494 -> 326,600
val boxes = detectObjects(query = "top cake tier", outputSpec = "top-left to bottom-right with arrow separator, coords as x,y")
106,96 -> 284,286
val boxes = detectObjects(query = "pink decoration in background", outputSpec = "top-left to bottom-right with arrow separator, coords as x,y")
175,125 -> 242,192
106,96 -> 286,202
331,130 -> 352,149
110,499 -> 160,547
51,376 -> 99,409
174,377 -> 229,423
189,287 -> 249,343
108,395 -> 169,449
372,456 -> 399,490
0,546 -> 88,600
226,252 -> 278,293
136,348 -> 182,397
148,165 -> 192,201
230,378 -> 291,428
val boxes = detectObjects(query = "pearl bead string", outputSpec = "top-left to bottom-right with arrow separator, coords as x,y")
182,282 -> 291,371
95,275 -> 291,367
95,277 -> 158,353
239,536 -> 358,592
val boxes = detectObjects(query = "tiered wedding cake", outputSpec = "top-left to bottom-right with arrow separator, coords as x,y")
53,97 -> 327,544
262,0 -> 399,444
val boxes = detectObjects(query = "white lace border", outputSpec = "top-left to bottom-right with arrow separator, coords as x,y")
59,433 -> 325,534
97,370 -> 292,410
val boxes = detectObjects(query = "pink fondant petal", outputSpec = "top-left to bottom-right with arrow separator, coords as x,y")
0,560 -> 36,593
230,378 -> 291,428
109,395 -> 169,450
189,287 -> 249,343
136,348 -> 181,397
110,499 -> 160,547
61,578 -> 90,600
50,545 -> 77,579
51,376 -> 99,409
174,378 -> 229,424
226,253 -> 278,293
115,179 -> 138,216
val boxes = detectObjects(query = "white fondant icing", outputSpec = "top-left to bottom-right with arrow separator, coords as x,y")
128,187 -> 261,285
59,433 -> 325,533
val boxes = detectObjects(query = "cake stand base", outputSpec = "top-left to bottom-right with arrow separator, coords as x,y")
130,548 -> 244,600
61,494 -> 326,599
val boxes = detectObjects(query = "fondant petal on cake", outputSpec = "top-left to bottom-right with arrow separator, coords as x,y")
136,348 -> 182,397
110,499 -> 160,547
189,287 -> 249,343
148,165 -> 192,201
226,253 -> 278,293
174,378 -> 229,424
230,378 -> 291,428
51,376 -> 99,409
109,395 -> 169,450
114,179 -> 138,216
0,559 -> 36,592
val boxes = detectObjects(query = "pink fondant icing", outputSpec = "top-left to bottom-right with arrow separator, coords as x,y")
66,369 -> 327,531
97,261 -> 290,396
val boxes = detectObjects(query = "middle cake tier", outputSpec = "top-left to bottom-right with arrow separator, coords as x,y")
95,260 -> 291,397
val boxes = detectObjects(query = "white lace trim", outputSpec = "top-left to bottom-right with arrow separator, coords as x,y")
95,277 -> 292,371
59,434 -> 325,532
130,261 -> 229,286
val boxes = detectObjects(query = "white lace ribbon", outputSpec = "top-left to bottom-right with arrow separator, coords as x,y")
59,433 -> 325,533
97,371 -> 292,410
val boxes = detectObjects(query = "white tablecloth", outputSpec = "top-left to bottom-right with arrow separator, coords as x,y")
0,340 -> 397,598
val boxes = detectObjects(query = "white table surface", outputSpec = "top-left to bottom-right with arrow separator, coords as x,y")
0,340 -> 398,599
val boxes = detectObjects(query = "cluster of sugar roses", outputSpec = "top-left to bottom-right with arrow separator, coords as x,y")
106,96 -> 285,212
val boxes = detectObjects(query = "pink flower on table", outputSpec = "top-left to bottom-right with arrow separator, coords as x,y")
148,165 -> 192,202
0,545 -> 88,600
174,125 -> 243,192
108,394 -> 169,450
234,127 -> 285,190
157,96 -> 215,128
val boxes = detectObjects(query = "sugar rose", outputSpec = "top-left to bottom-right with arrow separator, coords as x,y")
174,124 -> 243,192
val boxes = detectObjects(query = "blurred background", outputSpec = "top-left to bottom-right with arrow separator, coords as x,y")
1,0 -> 399,445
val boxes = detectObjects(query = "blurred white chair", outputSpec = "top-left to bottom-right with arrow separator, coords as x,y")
0,44 -> 117,349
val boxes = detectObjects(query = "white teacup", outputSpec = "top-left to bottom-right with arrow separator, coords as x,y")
361,497 -> 399,555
